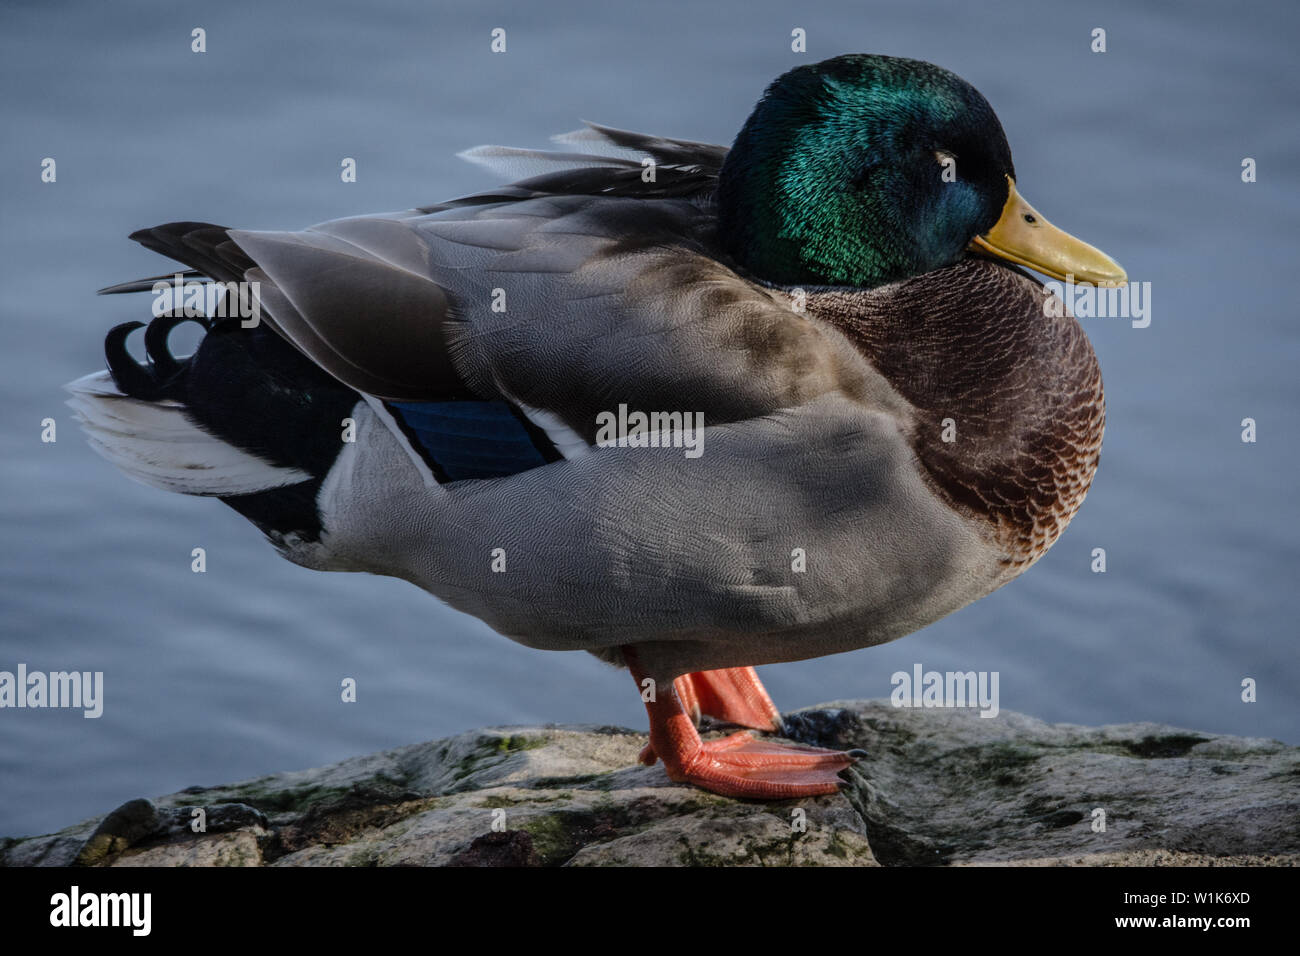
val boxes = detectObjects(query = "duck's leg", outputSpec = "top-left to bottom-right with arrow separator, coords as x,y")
674,667 -> 783,731
625,647 -> 860,799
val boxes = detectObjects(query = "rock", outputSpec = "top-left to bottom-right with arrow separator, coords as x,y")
112,829 -> 267,867
448,830 -> 539,867
75,798 -> 160,866
73,798 -> 268,866
2,701 -> 1295,867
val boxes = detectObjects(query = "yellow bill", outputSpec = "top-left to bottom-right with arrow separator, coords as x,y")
970,177 -> 1127,287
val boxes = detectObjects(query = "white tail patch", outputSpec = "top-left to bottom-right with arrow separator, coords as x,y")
65,370 -> 310,495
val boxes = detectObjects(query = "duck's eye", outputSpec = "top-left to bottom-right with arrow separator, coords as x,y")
1023,213 -> 1037,224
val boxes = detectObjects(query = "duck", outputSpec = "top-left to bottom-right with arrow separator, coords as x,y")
67,54 -> 1125,800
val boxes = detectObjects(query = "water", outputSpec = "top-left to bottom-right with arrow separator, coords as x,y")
2,0 -> 1297,838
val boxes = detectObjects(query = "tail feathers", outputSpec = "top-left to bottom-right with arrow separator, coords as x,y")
65,370 -> 311,496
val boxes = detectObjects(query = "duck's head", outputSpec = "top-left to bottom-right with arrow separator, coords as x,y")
717,54 -> 1126,290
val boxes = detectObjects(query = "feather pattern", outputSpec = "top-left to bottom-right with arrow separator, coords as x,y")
72,112 -> 1104,678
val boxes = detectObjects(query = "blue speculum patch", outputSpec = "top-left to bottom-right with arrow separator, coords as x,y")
387,400 -> 552,481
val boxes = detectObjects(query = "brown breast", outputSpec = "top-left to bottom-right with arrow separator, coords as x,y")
807,258 -> 1105,570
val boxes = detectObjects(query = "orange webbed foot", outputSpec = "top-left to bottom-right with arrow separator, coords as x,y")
627,649 -> 863,800
670,728 -> 860,799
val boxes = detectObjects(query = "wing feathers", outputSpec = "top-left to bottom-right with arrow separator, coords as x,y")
229,229 -> 459,401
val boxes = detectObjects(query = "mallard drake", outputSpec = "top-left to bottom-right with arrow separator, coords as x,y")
68,54 -> 1125,799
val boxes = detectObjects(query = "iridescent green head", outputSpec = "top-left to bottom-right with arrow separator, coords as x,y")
717,54 -> 1018,289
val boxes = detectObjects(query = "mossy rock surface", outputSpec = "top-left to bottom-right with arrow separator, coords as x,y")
4,703 -> 1296,867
